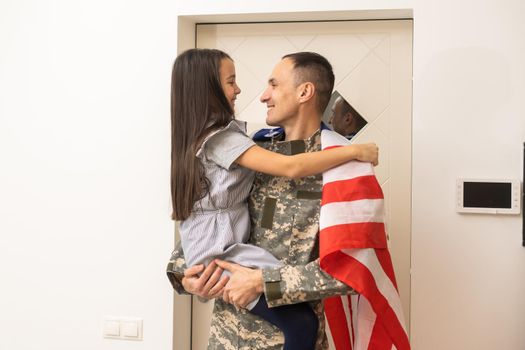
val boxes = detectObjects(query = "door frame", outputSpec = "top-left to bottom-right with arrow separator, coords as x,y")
173,9 -> 414,350
177,9 -> 413,54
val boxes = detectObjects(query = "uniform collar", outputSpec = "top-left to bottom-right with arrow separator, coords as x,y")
253,122 -> 330,142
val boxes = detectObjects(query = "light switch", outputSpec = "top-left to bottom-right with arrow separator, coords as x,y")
103,319 -> 120,338
103,316 -> 143,341
121,318 -> 143,340
121,321 -> 138,338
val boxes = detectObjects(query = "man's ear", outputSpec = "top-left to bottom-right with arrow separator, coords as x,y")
344,112 -> 354,126
297,82 -> 315,103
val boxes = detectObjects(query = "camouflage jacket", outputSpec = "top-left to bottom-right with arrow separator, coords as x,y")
167,128 -> 354,349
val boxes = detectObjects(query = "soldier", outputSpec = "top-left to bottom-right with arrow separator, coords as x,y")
167,52 -> 378,349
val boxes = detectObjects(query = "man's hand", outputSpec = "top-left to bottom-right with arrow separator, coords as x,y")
181,261 -> 229,299
215,259 -> 263,308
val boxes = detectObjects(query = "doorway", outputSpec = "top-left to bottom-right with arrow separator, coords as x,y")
178,19 -> 413,350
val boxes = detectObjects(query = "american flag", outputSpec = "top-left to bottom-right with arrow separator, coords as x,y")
319,129 -> 410,350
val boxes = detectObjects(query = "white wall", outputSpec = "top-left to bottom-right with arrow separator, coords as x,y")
0,1 -> 177,349
176,2 -> 525,350
1,1 -> 524,350
410,1 -> 525,349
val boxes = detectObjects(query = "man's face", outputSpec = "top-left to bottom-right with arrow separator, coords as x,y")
329,101 -> 346,133
329,99 -> 349,135
260,58 -> 300,127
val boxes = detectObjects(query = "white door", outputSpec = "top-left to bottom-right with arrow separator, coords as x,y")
188,20 -> 413,350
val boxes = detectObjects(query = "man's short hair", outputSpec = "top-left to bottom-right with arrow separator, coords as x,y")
283,52 -> 335,113
335,96 -> 367,130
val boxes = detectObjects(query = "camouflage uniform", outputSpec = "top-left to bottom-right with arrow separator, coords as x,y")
167,128 -> 354,349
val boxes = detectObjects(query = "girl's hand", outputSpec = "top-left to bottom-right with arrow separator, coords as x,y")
354,143 -> 379,166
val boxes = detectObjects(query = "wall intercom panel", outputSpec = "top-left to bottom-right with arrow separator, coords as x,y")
456,178 -> 521,215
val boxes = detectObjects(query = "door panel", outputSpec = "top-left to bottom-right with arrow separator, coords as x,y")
188,20 -> 413,349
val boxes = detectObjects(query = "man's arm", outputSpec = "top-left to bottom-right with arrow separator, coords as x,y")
262,258 -> 355,307
216,258 -> 355,308
167,242 -> 228,298
166,242 -> 188,294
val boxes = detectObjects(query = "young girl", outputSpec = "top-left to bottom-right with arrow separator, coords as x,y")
171,48 -> 377,350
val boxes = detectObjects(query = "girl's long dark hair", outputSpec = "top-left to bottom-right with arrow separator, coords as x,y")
171,49 -> 234,221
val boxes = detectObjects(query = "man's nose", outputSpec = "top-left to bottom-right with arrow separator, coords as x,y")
260,88 -> 270,103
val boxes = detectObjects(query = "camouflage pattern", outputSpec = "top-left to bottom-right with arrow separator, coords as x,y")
166,240 -> 187,295
167,128 -> 354,349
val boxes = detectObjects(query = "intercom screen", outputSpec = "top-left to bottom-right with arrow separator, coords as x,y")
463,182 -> 512,209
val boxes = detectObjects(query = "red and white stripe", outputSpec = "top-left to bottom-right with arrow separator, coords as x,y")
320,129 -> 410,350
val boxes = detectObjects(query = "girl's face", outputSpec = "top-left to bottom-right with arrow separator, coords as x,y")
219,58 -> 241,110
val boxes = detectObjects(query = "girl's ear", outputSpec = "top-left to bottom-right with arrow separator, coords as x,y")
297,82 -> 315,103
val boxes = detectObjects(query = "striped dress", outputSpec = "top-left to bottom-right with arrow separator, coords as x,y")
179,120 -> 281,287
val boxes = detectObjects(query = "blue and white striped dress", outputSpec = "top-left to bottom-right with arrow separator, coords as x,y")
179,120 -> 281,293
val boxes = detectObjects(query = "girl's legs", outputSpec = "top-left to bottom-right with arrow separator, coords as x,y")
250,295 -> 318,350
